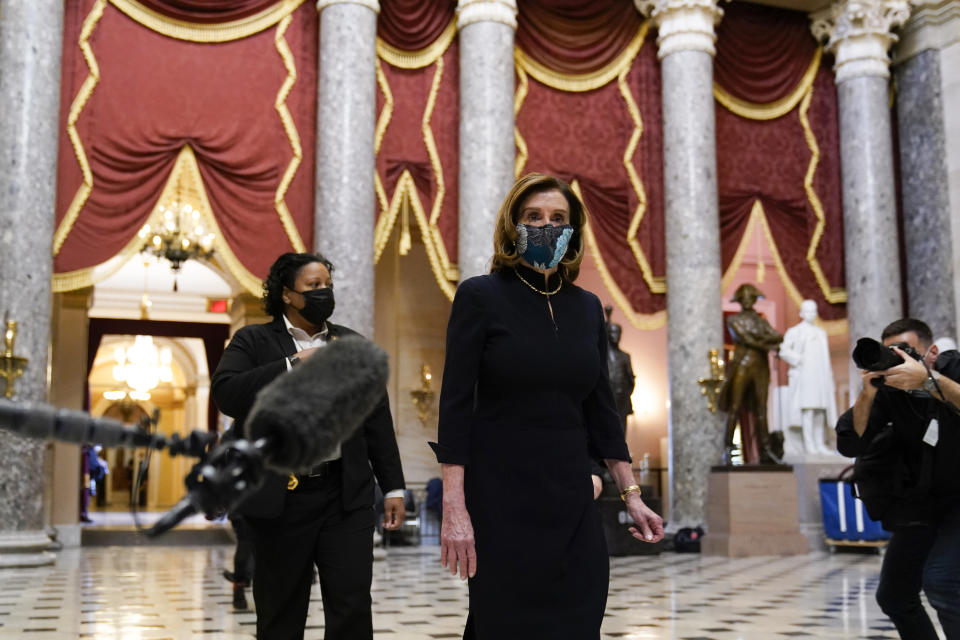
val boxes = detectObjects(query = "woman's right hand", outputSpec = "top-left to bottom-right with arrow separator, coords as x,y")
440,503 -> 476,580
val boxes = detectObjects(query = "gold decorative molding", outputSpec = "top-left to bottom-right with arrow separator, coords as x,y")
273,13 -> 307,253
108,0 -> 305,42
373,52 -> 458,298
721,200 -> 847,336
713,47 -> 823,121
572,180 -> 666,331
798,86 -> 848,305
53,0 -> 107,257
376,17 -> 456,69
513,22 -> 648,93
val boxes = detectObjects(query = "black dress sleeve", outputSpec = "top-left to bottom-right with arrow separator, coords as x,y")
835,391 -> 893,458
211,326 -> 287,431
582,296 -> 630,462
433,277 -> 488,465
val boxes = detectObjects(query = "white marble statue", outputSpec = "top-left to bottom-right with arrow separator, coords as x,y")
779,300 -> 838,456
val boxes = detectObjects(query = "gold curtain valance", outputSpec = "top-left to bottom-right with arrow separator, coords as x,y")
108,0 -> 305,42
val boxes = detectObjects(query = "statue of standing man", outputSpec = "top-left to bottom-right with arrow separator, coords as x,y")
718,284 -> 783,464
604,306 -> 635,432
779,299 -> 837,456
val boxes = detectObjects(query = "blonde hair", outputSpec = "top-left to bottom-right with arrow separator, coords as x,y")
490,173 -> 586,283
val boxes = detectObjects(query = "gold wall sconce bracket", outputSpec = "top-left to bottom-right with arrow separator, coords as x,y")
0,315 -> 29,399
697,348 -> 726,413
409,364 -> 436,426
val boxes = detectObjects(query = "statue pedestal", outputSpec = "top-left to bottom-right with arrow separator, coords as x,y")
786,458 -> 850,550
702,466 -> 809,557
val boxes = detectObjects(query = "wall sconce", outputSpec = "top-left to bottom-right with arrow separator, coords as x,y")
0,314 -> 29,399
409,364 -> 435,426
697,348 -> 725,413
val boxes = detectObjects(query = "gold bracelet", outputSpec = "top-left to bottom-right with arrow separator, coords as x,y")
620,484 -> 642,501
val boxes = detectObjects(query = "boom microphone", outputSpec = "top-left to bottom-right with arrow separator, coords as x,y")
245,336 -> 389,474
145,337 -> 389,536
0,399 -> 161,448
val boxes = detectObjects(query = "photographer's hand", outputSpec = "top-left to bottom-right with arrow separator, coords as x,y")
880,346 -> 928,391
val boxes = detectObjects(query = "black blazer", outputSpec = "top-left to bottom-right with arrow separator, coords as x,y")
211,317 -> 405,518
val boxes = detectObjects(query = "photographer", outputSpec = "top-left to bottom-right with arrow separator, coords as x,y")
836,318 -> 960,639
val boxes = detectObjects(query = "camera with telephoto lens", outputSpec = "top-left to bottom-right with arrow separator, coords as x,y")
852,337 -> 923,387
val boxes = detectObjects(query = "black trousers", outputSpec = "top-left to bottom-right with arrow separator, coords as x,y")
248,475 -> 375,640
877,502 -> 960,640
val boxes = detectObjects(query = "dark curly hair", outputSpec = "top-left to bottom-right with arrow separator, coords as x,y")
262,252 -> 335,319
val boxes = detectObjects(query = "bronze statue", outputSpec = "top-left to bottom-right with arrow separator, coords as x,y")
717,284 -> 783,464
604,306 -> 635,431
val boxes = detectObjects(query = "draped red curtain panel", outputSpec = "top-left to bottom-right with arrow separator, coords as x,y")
515,0 -> 666,324
54,0 -> 316,291
374,1 -> 460,297
715,2 -> 847,321
134,0 -> 281,23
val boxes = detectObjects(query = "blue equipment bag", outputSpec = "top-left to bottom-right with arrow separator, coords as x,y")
819,466 -> 890,542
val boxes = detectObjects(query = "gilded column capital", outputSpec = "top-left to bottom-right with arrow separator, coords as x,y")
810,0 -> 911,82
316,0 -> 379,13
457,0 -> 518,31
634,0 -> 723,59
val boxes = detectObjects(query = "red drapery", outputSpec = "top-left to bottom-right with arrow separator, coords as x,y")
516,4 -> 665,326
132,0 -> 282,23
374,2 -> 460,297
54,0 -> 316,291
715,3 -> 846,322
378,0 -> 455,51
516,0 -> 644,75
714,2 -> 819,104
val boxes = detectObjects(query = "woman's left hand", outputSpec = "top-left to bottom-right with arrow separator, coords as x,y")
625,494 -> 664,543
383,496 -> 405,530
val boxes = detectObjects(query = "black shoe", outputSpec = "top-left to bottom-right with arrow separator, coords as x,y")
232,583 -> 248,610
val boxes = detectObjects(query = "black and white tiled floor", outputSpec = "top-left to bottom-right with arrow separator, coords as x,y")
0,546 -> 943,639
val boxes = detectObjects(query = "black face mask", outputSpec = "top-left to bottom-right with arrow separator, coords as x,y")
294,287 -> 335,326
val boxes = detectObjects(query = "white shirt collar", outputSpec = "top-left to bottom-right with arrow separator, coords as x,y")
282,314 -> 328,344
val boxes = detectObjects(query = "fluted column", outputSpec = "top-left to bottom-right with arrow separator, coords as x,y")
893,2 -> 960,339
0,0 -> 64,566
456,0 -> 518,282
810,0 -> 910,354
314,0 -> 379,338
635,0 -> 725,530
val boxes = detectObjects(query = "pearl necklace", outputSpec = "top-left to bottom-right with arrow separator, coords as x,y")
514,268 -> 562,296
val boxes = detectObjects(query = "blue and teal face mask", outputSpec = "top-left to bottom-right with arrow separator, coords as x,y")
516,224 -> 573,270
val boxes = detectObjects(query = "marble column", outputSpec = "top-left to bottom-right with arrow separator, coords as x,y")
810,0 -> 910,355
456,0 -> 518,282
0,0 -> 64,566
635,0 -> 726,530
894,3 -> 960,340
314,0 -> 379,338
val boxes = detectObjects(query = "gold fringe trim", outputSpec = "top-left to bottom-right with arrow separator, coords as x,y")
798,85 -> 847,305
53,0 -> 107,256
272,14 -> 306,253
617,23 -> 666,296
513,65 -> 529,178
375,17 -> 456,69
720,200 -> 846,336
714,47 -> 822,121
53,145 -> 264,296
571,180 -> 666,330
514,23 -> 647,93
108,0 -> 305,42
372,56 -> 458,299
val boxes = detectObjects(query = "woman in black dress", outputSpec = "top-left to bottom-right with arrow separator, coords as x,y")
433,173 -> 664,639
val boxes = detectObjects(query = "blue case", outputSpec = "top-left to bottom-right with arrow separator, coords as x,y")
819,467 -> 890,542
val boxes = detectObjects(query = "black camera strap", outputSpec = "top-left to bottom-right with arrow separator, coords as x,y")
922,361 -> 960,417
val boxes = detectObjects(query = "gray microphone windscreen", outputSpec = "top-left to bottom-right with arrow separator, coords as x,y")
245,337 -> 389,474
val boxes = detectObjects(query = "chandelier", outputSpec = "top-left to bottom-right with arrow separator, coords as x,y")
139,175 -> 215,290
107,336 -> 174,402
